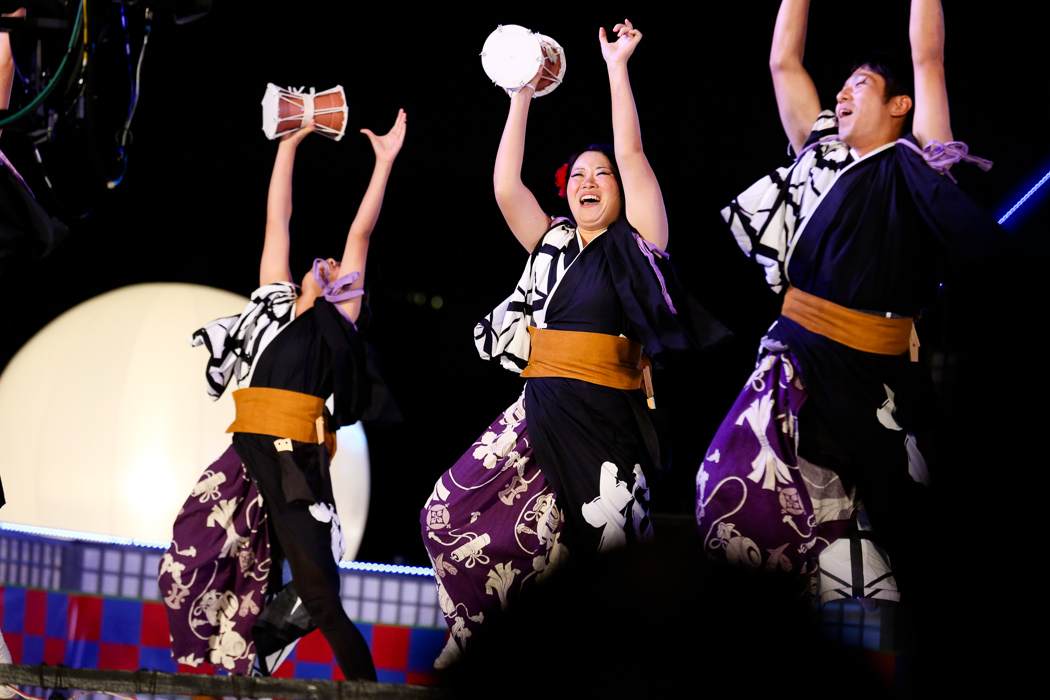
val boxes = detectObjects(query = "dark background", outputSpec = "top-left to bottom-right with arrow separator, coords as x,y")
0,2 -> 1042,575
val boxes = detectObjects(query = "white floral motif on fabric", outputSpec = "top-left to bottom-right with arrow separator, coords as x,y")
484,562 -> 520,609
736,379 -> 793,491
308,502 -> 347,562
581,462 -> 651,553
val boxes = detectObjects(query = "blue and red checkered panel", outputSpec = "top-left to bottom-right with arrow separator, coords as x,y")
1,585 -> 442,684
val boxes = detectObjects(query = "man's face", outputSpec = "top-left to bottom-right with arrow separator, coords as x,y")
835,66 -> 909,152
836,67 -> 887,145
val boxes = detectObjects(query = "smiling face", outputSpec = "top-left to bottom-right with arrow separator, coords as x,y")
566,150 -> 622,236
835,66 -> 912,156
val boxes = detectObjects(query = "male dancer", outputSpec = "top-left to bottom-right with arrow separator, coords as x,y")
696,0 -> 993,602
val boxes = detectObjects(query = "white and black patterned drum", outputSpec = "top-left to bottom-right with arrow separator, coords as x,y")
261,84 -> 348,141
480,24 -> 566,97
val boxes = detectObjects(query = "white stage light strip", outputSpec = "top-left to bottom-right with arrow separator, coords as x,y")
0,521 -> 169,549
337,560 -> 434,577
0,521 -> 435,577
999,168 -> 1050,225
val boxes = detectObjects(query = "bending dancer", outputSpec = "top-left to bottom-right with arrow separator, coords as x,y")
160,110 -> 406,681
422,20 -> 726,660
696,0 -> 994,602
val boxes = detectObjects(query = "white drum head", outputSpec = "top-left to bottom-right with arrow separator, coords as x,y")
261,83 -> 284,140
481,24 -> 545,89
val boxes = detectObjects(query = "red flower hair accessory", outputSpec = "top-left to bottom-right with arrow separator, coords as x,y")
554,162 -> 568,198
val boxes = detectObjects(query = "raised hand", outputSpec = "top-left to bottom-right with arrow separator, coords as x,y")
279,119 -> 316,149
361,109 -> 407,164
599,19 -> 642,66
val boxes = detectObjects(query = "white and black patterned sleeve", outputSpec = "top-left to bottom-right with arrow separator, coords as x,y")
189,282 -> 299,399
721,111 -> 851,294
474,220 -> 578,374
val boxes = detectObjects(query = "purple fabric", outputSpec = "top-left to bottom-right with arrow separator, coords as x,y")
159,445 -> 272,673
695,348 -> 851,577
420,398 -> 566,651
895,138 -> 993,184
311,259 -> 364,326
632,232 -> 677,314
311,258 -> 365,303
0,149 -> 31,195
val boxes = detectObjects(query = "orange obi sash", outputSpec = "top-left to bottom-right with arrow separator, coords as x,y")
521,327 -> 656,407
227,387 -> 337,457
781,286 -> 918,360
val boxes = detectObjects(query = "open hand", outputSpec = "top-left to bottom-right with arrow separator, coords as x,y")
361,109 -> 407,163
599,19 -> 642,65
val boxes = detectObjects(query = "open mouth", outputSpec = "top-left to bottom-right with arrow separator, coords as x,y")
580,194 -> 600,205
838,107 -> 853,119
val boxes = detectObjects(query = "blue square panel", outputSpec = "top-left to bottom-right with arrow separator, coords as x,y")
355,623 -> 373,648
407,628 -> 448,672
3,587 -> 25,631
21,635 -> 44,665
100,598 -> 142,644
293,661 -> 335,680
46,593 -> 69,638
65,639 -> 100,669
376,669 -> 406,684
139,645 -> 178,673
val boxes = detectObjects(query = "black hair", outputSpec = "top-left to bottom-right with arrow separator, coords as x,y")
849,51 -> 913,103
565,143 -> 622,196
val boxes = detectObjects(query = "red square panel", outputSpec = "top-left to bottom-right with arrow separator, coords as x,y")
405,671 -> 439,686
24,590 -> 47,635
271,661 -> 295,678
295,630 -> 333,663
99,642 -> 140,670
67,596 -> 103,641
2,631 -> 21,664
371,626 -> 409,670
43,638 -> 66,665
140,602 -> 170,648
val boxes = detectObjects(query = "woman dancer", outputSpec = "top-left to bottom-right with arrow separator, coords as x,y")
161,111 -> 406,681
421,21 -> 725,659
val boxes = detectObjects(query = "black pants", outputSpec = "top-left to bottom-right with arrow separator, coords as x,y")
234,434 -> 376,681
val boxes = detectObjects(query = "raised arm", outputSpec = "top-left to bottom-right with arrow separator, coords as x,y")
599,20 -> 667,250
493,79 -> 551,253
910,0 -> 952,148
260,121 -> 316,287
0,7 -> 26,139
335,108 -> 407,323
769,0 -> 821,155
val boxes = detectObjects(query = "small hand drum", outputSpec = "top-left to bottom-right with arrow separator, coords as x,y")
481,25 -> 566,97
261,84 -> 348,141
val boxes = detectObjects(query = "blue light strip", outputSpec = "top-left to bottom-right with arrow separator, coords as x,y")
999,168 -> 1050,225
0,521 -> 435,577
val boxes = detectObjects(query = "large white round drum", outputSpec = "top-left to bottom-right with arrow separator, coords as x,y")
0,283 -> 370,560
480,24 -> 566,96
